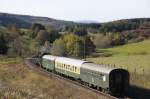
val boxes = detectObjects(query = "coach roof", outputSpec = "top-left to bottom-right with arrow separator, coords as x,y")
43,55 -> 57,60
81,63 -> 116,74
55,57 -> 90,67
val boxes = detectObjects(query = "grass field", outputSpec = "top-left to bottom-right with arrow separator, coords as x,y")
0,57 -> 103,99
88,40 -> 150,74
88,55 -> 150,74
88,40 -> 150,88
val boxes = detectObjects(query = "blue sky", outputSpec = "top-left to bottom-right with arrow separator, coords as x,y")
0,0 -> 150,22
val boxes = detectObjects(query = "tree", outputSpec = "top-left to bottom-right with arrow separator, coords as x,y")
93,34 -> 111,48
7,24 -> 20,33
35,30 -> 49,45
31,23 -> 45,31
0,33 -> 8,54
8,36 -> 30,57
32,25 -> 60,45
82,36 -> 95,55
47,27 -> 60,43
31,23 -> 45,38
63,33 -> 83,57
74,28 -> 87,36
108,32 -> 126,45
51,33 -> 95,58
74,40 -> 83,57
7,25 -> 21,41
40,41 -> 51,54
29,40 -> 41,56
51,38 -> 66,56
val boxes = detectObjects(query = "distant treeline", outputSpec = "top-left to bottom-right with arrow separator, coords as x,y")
0,23 -> 95,58
61,18 -> 150,33
0,14 -> 150,58
0,13 -> 150,32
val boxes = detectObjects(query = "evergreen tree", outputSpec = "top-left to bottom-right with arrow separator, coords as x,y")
0,33 -> 8,54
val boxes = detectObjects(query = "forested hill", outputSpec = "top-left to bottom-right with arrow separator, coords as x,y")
100,18 -> 150,32
0,12 -> 150,32
0,12 -> 75,29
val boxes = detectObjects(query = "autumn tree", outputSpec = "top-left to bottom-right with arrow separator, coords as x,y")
8,36 -> 30,57
29,40 -> 41,55
93,34 -> 111,48
47,27 -> 60,43
107,32 -> 126,45
31,23 -> 45,38
51,38 -> 66,56
35,30 -> 49,45
7,24 -> 21,41
40,41 -> 51,54
63,33 -> 82,57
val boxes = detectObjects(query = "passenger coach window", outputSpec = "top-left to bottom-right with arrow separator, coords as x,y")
61,64 -> 62,68
70,66 -> 72,71
64,64 -> 66,69
64,64 -> 65,69
75,67 -> 77,72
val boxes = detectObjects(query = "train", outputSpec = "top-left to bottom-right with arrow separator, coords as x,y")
34,54 -> 129,96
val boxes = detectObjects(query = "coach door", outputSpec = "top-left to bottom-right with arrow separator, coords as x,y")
115,72 -> 123,94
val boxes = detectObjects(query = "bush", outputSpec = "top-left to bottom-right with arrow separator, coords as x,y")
128,36 -> 144,43
93,34 -> 111,48
51,38 -> 67,56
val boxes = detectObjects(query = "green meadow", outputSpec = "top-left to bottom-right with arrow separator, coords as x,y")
88,40 -> 150,74
88,40 -> 150,88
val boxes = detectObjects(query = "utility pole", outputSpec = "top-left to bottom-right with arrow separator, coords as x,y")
84,38 -> 86,60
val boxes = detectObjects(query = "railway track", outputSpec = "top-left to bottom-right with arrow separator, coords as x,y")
25,58 -> 124,99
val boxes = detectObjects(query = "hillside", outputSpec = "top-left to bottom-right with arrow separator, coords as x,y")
0,13 -> 31,28
88,40 -> 150,74
104,40 -> 150,56
88,40 -> 150,88
0,12 -> 75,29
0,12 -> 150,32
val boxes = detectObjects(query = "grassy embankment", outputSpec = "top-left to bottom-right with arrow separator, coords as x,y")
0,57 -> 102,99
88,40 -> 150,88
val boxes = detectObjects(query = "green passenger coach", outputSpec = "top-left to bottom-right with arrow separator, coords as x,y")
80,63 -> 113,90
80,63 -> 129,95
42,55 -> 57,71
55,57 -> 88,79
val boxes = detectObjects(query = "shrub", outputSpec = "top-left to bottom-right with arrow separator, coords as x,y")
93,34 -> 111,48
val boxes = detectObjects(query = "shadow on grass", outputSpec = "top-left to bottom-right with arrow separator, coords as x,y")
89,49 -> 115,58
127,85 -> 150,99
96,49 -> 112,53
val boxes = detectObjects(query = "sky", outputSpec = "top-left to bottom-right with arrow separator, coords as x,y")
0,0 -> 150,22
